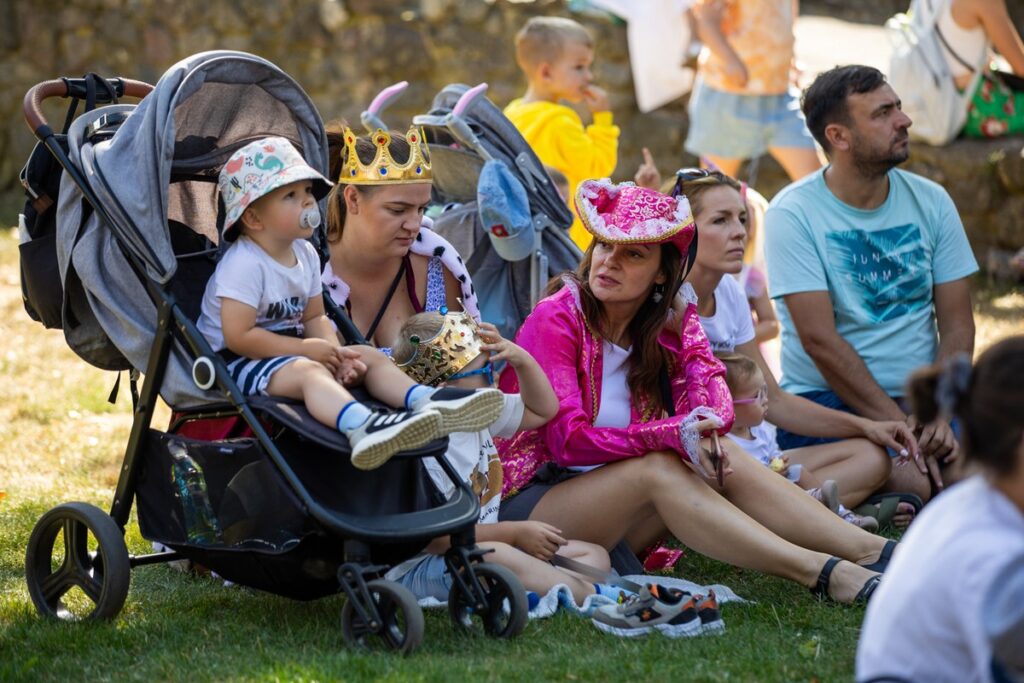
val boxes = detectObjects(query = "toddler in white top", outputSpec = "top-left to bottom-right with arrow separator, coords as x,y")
198,137 -> 504,471
716,352 -> 876,529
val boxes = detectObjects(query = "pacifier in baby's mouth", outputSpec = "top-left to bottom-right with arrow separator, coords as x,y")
300,208 -> 321,230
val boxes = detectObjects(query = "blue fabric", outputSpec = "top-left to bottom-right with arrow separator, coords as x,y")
765,168 -> 979,396
395,555 -> 452,601
775,390 -> 848,450
775,390 -> 961,455
478,159 -> 534,262
405,385 -> 433,410
336,400 -> 371,431
685,79 -> 816,159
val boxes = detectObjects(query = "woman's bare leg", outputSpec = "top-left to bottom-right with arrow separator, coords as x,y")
623,512 -> 670,555
768,146 -> 824,180
528,452 -> 876,603
785,438 -> 892,507
717,441 -> 887,563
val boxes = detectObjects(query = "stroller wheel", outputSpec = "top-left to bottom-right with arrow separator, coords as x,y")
447,562 -> 527,639
24,502 -> 131,621
340,579 -> 424,654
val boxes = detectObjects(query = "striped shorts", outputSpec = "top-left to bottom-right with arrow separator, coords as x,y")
225,355 -> 301,396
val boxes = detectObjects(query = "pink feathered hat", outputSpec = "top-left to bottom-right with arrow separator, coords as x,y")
574,178 -> 696,254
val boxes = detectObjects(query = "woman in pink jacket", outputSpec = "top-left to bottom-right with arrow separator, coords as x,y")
498,179 -> 890,603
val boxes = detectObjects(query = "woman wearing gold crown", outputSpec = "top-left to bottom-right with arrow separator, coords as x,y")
497,179 -> 896,604
321,124 -> 479,352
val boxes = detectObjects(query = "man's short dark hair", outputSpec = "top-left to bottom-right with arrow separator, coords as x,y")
801,65 -> 888,153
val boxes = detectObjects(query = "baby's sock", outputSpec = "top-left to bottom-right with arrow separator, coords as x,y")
336,401 -> 372,432
593,583 -> 632,602
404,385 -> 434,410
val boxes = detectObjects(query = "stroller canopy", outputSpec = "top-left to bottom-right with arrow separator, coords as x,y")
58,50 -> 330,407
84,50 -> 329,283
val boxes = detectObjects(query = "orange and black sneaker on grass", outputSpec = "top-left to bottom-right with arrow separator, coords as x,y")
696,589 -> 724,633
591,583 -> 703,638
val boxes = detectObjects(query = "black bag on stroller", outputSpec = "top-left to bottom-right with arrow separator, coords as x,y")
18,74 -> 134,370
19,51 -> 527,653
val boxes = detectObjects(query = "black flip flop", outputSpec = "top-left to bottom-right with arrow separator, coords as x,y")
854,492 -> 924,529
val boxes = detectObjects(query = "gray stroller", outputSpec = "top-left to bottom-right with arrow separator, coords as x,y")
362,81 -> 583,339
18,50 -> 527,653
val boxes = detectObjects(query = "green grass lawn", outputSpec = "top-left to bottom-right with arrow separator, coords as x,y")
1,224 -> 1020,682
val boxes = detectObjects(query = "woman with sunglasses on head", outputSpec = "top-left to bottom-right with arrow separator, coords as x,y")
677,169 -> 921,527
497,178 -> 895,609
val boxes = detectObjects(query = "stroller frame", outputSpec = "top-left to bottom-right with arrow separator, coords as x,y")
21,62 -> 526,652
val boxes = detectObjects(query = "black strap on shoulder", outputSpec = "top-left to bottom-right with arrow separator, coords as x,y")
351,258 -> 407,343
931,4 -> 976,75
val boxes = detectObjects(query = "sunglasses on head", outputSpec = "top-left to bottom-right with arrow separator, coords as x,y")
671,167 -> 718,197
676,167 -> 713,182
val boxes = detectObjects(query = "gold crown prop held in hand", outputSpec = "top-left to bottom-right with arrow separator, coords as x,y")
338,126 -> 432,185
396,307 -> 483,386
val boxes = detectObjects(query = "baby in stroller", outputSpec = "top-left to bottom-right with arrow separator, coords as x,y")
198,137 -> 504,470
387,309 -> 631,607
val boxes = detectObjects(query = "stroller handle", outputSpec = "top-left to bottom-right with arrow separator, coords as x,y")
24,77 -> 153,138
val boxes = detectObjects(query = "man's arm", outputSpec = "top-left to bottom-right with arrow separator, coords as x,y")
783,290 -> 905,422
933,277 -> 975,363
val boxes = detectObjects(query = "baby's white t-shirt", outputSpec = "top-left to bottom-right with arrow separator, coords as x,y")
198,237 -> 322,352
424,393 -> 525,525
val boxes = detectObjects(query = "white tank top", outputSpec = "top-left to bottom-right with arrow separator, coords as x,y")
935,0 -> 989,79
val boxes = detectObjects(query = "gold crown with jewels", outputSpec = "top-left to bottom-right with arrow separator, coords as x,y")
395,307 -> 483,386
337,126 -> 432,185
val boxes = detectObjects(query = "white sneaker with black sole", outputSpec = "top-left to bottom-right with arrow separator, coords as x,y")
346,409 -> 444,471
409,387 -> 505,435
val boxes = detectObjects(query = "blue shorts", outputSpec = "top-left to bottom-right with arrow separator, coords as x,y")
685,79 -> 817,159
395,555 -> 451,602
775,390 -> 960,455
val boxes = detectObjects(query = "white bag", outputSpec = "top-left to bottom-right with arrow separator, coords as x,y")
886,0 -> 982,145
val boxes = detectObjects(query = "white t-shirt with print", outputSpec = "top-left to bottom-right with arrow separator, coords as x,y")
699,275 -> 756,353
198,237 -> 323,352
726,422 -> 782,466
424,393 -> 525,525
856,476 -> 1024,683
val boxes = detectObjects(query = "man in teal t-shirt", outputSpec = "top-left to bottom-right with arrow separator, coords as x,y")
765,65 -> 977,506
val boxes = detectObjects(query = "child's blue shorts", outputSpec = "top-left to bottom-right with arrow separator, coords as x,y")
685,79 -> 817,160
395,555 -> 452,602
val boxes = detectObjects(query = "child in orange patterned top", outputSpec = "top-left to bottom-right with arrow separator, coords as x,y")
686,0 -> 822,181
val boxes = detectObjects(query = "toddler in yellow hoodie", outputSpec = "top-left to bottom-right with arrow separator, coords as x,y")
505,16 -> 619,250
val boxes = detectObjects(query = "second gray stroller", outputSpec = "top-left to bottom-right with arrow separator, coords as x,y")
411,83 -> 583,339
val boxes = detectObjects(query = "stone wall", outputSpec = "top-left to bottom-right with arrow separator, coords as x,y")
2,0 -> 1023,255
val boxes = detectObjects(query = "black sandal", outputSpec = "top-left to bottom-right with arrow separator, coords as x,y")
812,557 -> 881,604
862,539 -> 898,574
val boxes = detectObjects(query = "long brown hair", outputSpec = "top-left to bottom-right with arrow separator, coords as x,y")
549,241 -> 685,416
908,336 -> 1024,476
323,122 -> 414,244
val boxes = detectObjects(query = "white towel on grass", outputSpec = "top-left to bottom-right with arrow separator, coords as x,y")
416,575 -> 747,620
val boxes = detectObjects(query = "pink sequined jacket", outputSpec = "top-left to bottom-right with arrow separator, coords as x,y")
497,279 -> 734,497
